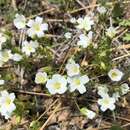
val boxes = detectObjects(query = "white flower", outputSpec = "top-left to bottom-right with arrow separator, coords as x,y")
27,16 -> 48,38
13,14 -> 26,29
64,32 -> 72,39
35,72 -> 48,84
46,74 -> 67,94
112,92 -> 120,101
70,17 -> 76,24
76,16 -> 94,31
0,79 -> 5,85
106,26 -> 116,38
98,94 -> 116,111
77,31 -> 93,48
0,60 -> 4,67
22,40 -> 39,56
108,69 -> 124,81
67,75 -> 89,94
66,60 -> 80,77
97,6 -> 106,14
0,49 -> 12,62
11,53 -> 22,61
0,33 -> 7,50
80,107 -> 96,119
120,83 -> 129,95
0,90 -> 16,119
1,111 -> 12,119
97,85 -> 109,97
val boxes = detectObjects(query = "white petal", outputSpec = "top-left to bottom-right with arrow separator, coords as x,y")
9,93 -> 15,101
41,23 -> 48,31
78,85 -> 86,94
69,85 -> 77,92
1,90 -> 9,97
35,16 -> 43,24
36,31 -> 44,37
57,86 -> 67,94
109,104 -> 115,111
7,103 -> 16,112
100,106 -> 107,112
27,20 -> 34,27
77,18 -> 83,24
0,79 -> 5,85
80,75 -> 89,84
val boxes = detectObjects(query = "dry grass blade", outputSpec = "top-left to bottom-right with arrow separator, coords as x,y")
39,102 -> 61,130
36,99 -> 59,122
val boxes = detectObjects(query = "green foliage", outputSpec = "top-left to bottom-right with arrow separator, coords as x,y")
110,124 -> 124,130
0,0 -> 9,5
14,100 -> 27,118
98,0 -> 109,5
3,8 -> 16,23
123,33 -> 130,41
120,19 -> 130,26
48,0 -> 73,4
93,37 -> 111,72
48,0 -> 64,4
112,2 -> 123,20
29,121 -> 41,130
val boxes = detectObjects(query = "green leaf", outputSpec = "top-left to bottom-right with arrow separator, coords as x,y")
80,107 -> 88,116
112,3 -> 123,19
123,33 -> 130,41
29,121 -> 41,130
0,0 -> 9,5
120,19 -> 130,26
110,124 -> 123,130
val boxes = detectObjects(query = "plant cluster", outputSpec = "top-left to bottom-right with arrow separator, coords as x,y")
0,1 -> 130,129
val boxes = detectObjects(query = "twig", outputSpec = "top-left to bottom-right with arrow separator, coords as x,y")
36,99 -> 58,122
75,0 -> 87,13
112,53 -> 130,61
46,46 -> 60,57
116,116 -> 130,122
58,47 -> 72,74
122,123 -> 130,128
46,19 -> 69,22
90,0 -> 97,12
39,103 -> 61,130
112,29 -> 128,42
27,8 -> 56,19
69,1 -> 130,14
112,44 -> 130,50
74,99 -> 80,111
69,3 -> 99,14
12,0 -> 17,11
13,90 -> 51,97
45,34 -> 62,38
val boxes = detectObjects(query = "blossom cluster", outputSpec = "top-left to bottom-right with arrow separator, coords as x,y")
0,14 -> 48,119
35,59 -> 89,95
0,90 -> 16,119
13,14 -> 48,57
97,69 -> 129,112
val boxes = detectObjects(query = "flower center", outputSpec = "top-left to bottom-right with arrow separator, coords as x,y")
111,72 -> 118,78
74,79 -> 81,86
72,66 -> 79,73
27,46 -> 33,51
103,99 -> 109,105
5,98 -> 11,106
53,82 -> 61,89
37,76 -> 46,83
33,24 -> 40,31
